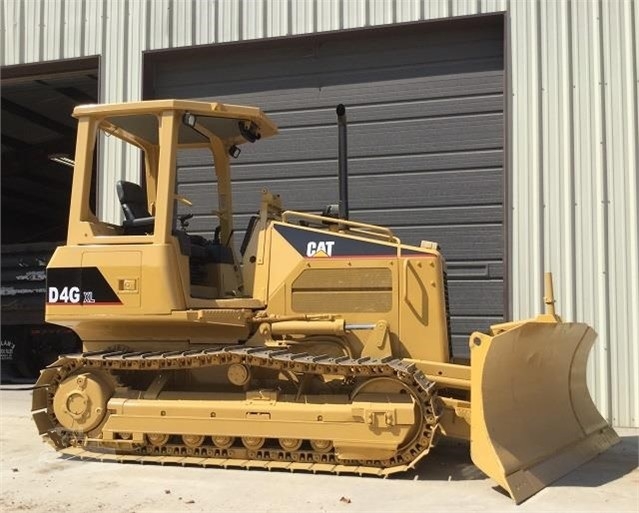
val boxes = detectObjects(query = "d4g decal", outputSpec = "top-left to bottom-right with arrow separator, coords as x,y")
48,286 -> 81,304
46,267 -> 122,305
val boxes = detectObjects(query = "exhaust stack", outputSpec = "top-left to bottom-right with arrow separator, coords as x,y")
336,104 -> 349,220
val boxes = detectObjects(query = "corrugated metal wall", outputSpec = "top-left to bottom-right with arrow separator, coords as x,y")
2,0 -> 637,427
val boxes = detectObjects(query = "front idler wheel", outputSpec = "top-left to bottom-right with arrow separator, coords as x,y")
52,372 -> 112,433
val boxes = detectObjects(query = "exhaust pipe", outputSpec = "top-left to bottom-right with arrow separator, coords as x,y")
336,104 -> 349,220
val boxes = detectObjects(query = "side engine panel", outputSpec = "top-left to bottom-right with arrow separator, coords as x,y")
263,222 -> 449,362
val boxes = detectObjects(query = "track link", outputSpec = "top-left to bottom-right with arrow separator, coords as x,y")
32,346 -> 442,476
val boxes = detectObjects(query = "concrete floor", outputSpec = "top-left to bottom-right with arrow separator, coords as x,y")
1,386 -> 637,513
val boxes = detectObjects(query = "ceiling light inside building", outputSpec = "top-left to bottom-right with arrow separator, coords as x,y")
48,154 -> 75,168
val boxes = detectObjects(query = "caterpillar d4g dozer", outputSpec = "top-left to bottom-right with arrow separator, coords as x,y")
32,100 -> 618,503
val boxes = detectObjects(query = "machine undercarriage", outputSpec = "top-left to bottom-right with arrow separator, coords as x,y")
34,346 -> 441,474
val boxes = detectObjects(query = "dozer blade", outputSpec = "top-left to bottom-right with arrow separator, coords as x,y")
469,321 -> 619,503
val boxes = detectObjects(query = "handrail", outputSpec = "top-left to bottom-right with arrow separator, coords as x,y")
281,210 -> 399,243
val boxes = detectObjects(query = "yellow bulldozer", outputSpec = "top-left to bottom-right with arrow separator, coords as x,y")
32,99 -> 618,503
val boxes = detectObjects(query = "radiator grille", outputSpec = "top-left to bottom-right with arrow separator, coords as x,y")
292,268 -> 392,313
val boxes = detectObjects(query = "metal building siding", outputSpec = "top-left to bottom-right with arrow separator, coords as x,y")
568,0 -> 611,419
2,0 -> 637,427
600,0 -> 638,426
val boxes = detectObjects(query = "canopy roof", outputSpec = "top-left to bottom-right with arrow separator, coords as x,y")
73,99 -> 278,147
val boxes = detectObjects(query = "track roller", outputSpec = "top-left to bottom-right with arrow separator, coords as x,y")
242,436 -> 265,450
147,433 -> 170,447
182,434 -> 205,448
279,438 -> 302,451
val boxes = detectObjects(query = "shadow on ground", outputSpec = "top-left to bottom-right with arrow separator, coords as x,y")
402,432 -> 638,493
402,437 -> 485,482
553,434 -> 638,488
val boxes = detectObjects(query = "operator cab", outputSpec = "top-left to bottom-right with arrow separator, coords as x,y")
114,178 -> 230,294
66,100 -> 277,305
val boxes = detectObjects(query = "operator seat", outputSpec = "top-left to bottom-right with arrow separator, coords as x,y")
116,180 -> 155,235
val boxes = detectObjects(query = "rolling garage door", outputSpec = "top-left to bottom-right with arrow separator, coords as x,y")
146,16 -> 505,357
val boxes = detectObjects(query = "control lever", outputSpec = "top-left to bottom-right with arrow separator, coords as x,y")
179,213 -> 194,229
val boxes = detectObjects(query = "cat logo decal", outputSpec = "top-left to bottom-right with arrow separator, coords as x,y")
306,241 -> 335,257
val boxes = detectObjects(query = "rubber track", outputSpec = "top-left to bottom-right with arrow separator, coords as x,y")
32,346 -> 442,476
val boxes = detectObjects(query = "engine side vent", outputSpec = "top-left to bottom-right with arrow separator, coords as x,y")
292,268 -> 392,313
